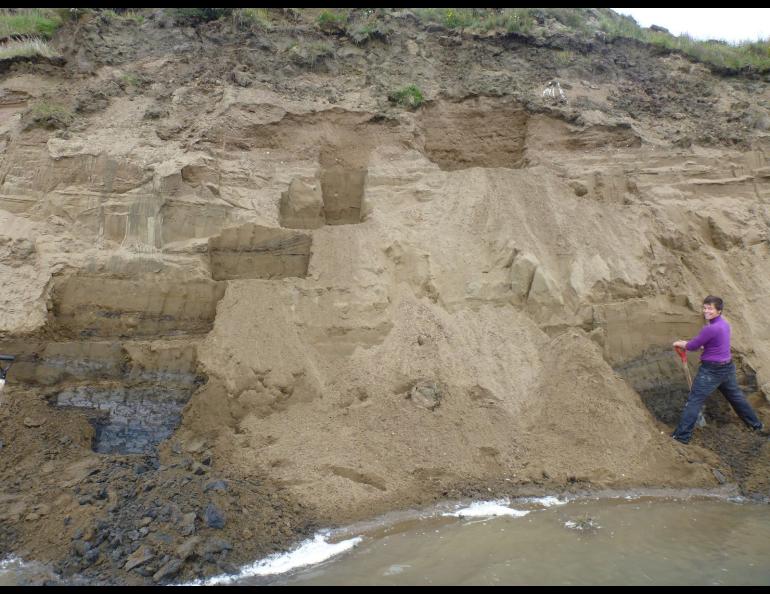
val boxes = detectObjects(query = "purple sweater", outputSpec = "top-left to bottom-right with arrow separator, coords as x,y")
686,315 -> 732,363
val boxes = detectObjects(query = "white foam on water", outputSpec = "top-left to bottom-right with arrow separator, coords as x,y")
0,556 -> 21,572
0,556 -> 35,585
442,500 -> 530,518
182,532 -> 362,586
0,556 -> 32,574
521,496 -> 567,507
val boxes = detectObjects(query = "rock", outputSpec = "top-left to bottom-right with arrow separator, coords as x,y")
408,380 -> 442,411
191,462 -> 208,475
23,417 -> 45,428
139,516 -> 153,527
203,503 -> 226,529
176,536 -> 200,560
151,532 -> 174,546
203,480 -> 228,493
712,469 -> 727,484
528,266 -> 564,306
217,561 -> 238,574
280,178 -> 326,229
588,327 -> 605,348
569,180 -> 588,196
184,437 -> 207,454
83,548 -> 99,566
143,508 -> 158,519
143,105 -> 169,120
179,511 -> 197,536
153,558 -> 183,583
202,538 -> 233,555
707,215 -> 742,250
510,253 -> 538,303
230,69 -> 253,87
72,540 -> 90,556
124,545 -> 155,571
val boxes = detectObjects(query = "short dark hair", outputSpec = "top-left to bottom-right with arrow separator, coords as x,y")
703,295 -> 723,311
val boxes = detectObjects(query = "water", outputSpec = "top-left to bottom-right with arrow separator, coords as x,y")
261,495 -> 770,586
3,494 -> 769,586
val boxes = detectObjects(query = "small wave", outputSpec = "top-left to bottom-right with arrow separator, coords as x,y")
182,532 -> 362,586
442,500 -> 529,518
521,495 -> 568,507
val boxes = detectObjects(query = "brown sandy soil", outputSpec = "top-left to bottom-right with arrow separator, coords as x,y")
0,8 -> 769,584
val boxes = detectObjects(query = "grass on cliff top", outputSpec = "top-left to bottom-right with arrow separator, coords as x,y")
598,11 -> 770,73
412,8 -> 770,73
0,8 -> 62,39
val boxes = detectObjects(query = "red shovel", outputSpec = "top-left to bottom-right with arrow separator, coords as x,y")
674,346 -> 706,428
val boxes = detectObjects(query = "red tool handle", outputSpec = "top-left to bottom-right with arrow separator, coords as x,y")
674,345 -> 687,363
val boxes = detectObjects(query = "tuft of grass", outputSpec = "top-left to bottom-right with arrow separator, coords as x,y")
25,100 -> 73,129
442,9 -> 475,29
170,8 -> 232,26
100,9 -> 144,25
414,8 -> 479,30
100,9 -> 119,22
306,40 -> 334,63
494,9 -> 535,34
234,8 -> 272,31
349,20 -> 391,45
0,38 -> 60,60
122,11 -> 145,25
389,84 -> 424,109
597,12 -> 643,41
288,39 -> 334,68
53,8 -> 91,23
0,8 -> 62,39
120,72 -> 140,87
553,49 -> 574,67
416,8 -> 535,34
317,9 -> 348,33
540,8 -> 593,33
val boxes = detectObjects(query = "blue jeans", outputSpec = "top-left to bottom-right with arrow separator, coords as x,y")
672,361 -> 762,443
